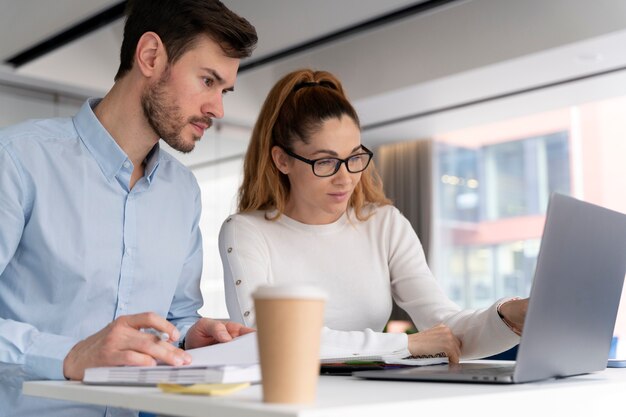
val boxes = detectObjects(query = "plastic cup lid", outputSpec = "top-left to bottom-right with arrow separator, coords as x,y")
252,284 -> 327,300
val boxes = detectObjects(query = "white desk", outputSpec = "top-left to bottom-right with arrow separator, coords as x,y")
23,368 -> 626,417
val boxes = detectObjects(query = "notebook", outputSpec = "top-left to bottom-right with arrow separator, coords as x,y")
320,350 -> 448,366
83,333 -> 260,386
320,353 -> 448,376
83,364 -> 260,386
356,193 -> 626,384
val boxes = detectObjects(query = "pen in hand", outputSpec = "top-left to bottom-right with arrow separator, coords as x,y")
140,328 -> 170,342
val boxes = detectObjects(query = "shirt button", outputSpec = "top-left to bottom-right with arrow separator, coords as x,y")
123,161 -> 131,168
125,247 -> 132,256
244,311 -> 250,317
227,247 -> 233,253
235,280 -> 242,286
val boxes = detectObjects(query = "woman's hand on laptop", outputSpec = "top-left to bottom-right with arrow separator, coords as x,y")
498,298 -> 529,336
407,324 -> 461,363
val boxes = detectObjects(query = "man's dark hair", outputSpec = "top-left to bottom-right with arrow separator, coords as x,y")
114,0 -> 257,81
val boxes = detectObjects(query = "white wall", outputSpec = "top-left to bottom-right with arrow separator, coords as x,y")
0,84 -> 83,126
194,158 -> 244,318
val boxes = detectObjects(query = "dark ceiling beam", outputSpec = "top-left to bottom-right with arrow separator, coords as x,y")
5,1 -> 127,68
239,0 -> 459,73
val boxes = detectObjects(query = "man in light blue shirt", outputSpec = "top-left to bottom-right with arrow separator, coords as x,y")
0,1 -> 257,416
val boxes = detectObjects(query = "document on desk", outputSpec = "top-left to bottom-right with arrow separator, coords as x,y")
83,333 -> 260,386
319,349 -> 447,375
319,343 -> 448,366
187,332 -> 258,366
320,353 -> 448,366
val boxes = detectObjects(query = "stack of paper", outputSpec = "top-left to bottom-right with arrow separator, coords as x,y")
83,364 -> 260,386
83,333 -> 260,386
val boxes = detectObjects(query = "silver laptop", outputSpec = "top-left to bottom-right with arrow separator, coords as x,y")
356,193 -> 626,384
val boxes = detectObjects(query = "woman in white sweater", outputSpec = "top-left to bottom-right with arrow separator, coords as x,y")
219,69 -> 528,362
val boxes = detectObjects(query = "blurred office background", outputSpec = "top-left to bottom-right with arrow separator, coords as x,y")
1,0 -> 625,353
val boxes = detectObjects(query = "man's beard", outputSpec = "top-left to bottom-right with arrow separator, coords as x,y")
141,71 -> 212,153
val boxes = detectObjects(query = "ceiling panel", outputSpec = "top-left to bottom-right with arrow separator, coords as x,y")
17,19 -> 124,93
225,0 -> 424,62
13,0 -> 424,93
0,0 -> 121,61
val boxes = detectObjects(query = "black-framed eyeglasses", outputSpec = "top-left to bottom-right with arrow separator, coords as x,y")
281,145 -> 374,177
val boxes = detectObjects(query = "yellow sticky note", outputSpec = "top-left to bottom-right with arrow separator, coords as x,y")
157,382 -> 250,396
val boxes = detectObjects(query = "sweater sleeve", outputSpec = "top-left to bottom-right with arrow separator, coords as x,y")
219,214 -> 270,326
385,207 -> 520,359
219,213 -> 412,359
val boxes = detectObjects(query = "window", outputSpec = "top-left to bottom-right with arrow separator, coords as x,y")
437,144 -> 479,222
436,131 -> 570,224
194,158 -> 243,319
432,100 -> 625,311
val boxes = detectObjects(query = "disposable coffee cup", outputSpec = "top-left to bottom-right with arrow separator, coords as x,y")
253,284 -> 327,404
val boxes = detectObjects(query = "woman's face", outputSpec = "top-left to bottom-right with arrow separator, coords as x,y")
276,115 -> 363,225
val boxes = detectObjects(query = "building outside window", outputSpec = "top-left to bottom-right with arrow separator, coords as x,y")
431,99 -> 625,310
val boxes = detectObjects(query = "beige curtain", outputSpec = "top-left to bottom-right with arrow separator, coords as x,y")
376,139 -> 434,324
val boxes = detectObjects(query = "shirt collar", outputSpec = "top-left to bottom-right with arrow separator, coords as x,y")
73,98 -> 161,183
144,144 -> 160,184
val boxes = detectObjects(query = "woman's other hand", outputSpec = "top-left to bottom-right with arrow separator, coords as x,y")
407,323 -> 461,363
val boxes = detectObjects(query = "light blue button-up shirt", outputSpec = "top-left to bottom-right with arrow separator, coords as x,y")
0,99 -> 203,417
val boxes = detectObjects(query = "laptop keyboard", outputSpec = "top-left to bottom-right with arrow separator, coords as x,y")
447,363 -> 514,376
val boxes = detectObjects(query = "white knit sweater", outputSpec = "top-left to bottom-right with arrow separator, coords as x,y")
219,204 -> 519,359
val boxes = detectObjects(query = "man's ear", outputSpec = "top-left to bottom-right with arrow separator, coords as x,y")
271,146 -> 291,175
135,32 -> 168,78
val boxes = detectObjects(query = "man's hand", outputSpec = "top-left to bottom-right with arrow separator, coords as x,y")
63,312 -> 191,381
407,324 -> 462,363
183,318 -> 255,350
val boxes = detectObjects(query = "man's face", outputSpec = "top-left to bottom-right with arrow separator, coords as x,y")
141,36 -> 240,153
